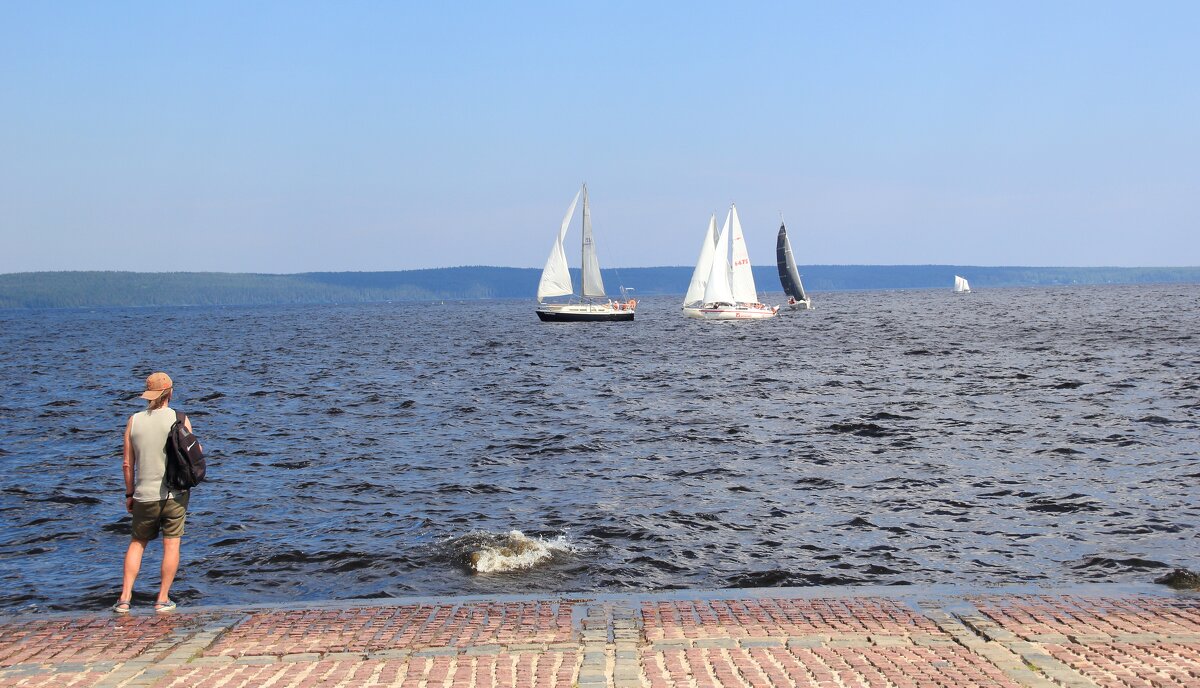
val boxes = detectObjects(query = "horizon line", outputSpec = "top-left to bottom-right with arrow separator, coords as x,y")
4,263 -> 1199,277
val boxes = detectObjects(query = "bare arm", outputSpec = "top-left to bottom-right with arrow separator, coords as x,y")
122,416 -> 134,512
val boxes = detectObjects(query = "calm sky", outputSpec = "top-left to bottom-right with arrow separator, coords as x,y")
2,2 -> 1197,273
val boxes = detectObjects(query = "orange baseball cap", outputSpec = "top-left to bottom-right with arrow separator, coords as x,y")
140,372 -> 173,400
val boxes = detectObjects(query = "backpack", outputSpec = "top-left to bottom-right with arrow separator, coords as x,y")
165,410 -> 206,490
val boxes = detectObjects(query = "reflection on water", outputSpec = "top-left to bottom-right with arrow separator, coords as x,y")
0,284 -> 1197,612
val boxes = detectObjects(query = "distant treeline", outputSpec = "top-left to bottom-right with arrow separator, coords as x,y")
1,265 -> 1197,309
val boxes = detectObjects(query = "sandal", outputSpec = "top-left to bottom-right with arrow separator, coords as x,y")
154,599 -> 176,613
111,599 -> 132,614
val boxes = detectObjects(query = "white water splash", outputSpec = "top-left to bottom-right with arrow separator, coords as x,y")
467,530 -> 575,573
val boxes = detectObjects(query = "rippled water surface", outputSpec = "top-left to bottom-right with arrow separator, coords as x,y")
1,284 -> 1198,613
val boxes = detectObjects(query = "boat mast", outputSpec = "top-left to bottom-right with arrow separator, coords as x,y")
580,183 -> 588,300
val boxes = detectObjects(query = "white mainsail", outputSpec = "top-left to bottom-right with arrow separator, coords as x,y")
683,214 -> 718,306
536,190 -> 580,302
703,209 -> 735,305
954,275 -> 971,293
728,204 -> 758,304
579,185 -> 606,298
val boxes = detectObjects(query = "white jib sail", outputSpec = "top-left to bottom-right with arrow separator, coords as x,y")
703,209 -> 735,305
683,214 -> 718,306
580,184 -> 606,298
728,204 -> 758,304
537,189 -> 580,302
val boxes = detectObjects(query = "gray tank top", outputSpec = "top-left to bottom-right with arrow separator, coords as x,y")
130,406 -> 179,502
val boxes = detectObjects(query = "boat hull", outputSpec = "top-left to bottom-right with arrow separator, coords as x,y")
536,304 -> 635,322
786,298 -> 813,311
684,304 -> 779,320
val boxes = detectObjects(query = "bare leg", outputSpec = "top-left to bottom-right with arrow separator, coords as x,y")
121,538 -> 148,602
158,537 -> 181,602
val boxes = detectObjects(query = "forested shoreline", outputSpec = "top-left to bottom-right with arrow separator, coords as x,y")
2,265 -> 1197,309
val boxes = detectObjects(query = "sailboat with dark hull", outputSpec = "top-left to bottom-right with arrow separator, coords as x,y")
776,220 -> 812,310
535,184 -> 636,322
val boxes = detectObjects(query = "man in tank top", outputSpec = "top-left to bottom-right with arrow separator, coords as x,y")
112,372 -> 199,613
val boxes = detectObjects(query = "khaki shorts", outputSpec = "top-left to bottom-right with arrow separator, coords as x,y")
131,493 -> 189,540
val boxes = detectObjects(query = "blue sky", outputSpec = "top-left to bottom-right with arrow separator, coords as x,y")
1,2 -> 1196,272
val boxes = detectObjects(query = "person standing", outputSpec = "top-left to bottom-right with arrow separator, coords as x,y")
113,372 -> 196,613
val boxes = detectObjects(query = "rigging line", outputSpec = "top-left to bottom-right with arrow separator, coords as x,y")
611,266 -> 626,299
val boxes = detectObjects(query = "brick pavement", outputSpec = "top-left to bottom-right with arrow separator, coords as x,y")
0,586 -> 1196,687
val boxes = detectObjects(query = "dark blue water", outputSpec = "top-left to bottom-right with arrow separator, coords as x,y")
1,284 -> 1198,613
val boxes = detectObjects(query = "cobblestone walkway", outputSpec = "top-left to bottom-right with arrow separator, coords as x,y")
1,588 -> 1197,687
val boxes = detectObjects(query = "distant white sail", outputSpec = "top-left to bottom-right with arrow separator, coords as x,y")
703,210 -> 735,305
728,204 -> 758,304
683,214 -> 718,307
536,190 -> 580,301
579,185 -> 606,298
954,275 -> 971,293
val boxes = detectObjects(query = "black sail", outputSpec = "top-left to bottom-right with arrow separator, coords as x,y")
775,223 -> 808,301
